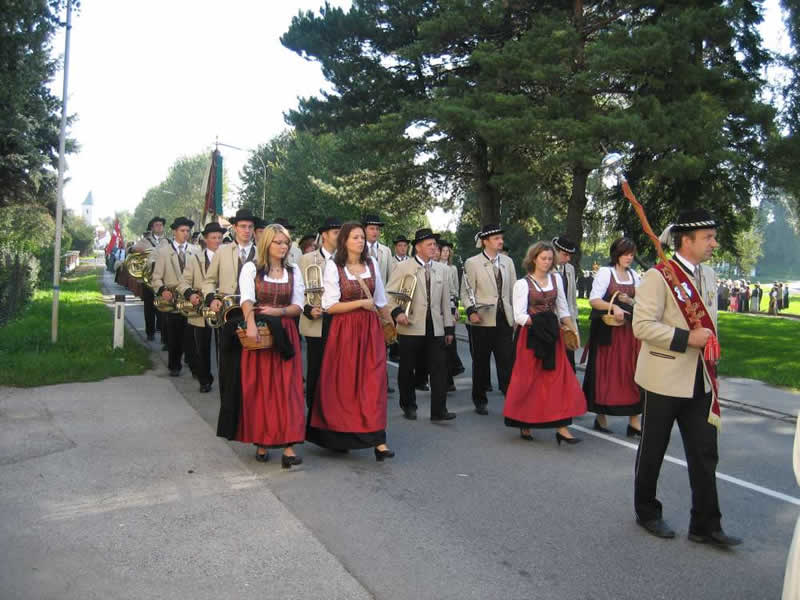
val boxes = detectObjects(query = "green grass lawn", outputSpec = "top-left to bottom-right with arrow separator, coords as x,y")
0,266 -> 152,387
576,298 -> 800,389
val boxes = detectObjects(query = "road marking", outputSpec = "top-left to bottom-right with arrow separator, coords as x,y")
571,424 -> 800,506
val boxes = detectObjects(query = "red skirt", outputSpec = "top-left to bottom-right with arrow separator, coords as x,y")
236,317 -> 305,447
586,322 -> 641,415
503,327 -> 586,428
308,309 -> 387,448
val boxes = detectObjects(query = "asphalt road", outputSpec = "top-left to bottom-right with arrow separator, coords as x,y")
109,270 -> 797,600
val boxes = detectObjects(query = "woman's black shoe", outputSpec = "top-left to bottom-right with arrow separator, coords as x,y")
375,447 -> 395,462
281,454 -> 303,469
255,450 -> 269,462
556,432 -> 582,446
520,430 -> 534,441
627,425 -> 642,438
593,418 -> 613,434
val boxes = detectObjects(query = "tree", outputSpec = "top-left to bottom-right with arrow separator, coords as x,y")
130,152 -> 218,236
0,0 -> 79,211
282,1 -> 774,265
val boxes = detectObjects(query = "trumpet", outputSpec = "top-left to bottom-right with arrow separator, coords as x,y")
203,294 -> 242,328
177,295 -> 203,318
155,286 -> 179,313
304,261 -> 324,308
387,273 -> 417,319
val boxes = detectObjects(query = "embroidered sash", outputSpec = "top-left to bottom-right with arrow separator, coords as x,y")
655,260 -> 721,429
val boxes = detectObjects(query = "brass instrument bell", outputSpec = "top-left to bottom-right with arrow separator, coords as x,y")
304,262 -> 324,308
387,273 -> 417,318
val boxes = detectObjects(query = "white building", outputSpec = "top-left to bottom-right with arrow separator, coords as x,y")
81,192 -> 94,224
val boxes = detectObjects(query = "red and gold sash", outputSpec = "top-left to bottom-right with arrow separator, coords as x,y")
655,260 -> 721,429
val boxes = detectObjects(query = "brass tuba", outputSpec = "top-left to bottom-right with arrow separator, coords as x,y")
387,273 -> 417,319
304,261 -> 325,308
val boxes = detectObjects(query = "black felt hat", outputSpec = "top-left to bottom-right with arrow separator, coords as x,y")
413,228 -> 438,244
362,214 -> 384,227
147,216 -> 166,230
318,216 -> 343,233
478,224 -> 504,239
170,217 -> 194,230
273,217 -> 296,231
437,239 -> 453,248
254,217 -> 267,230
393,235 -> 410,245
202,222 -> 226,236
230,208 -> 257,224
672,209 -> 718,232
552,236 -> 577,254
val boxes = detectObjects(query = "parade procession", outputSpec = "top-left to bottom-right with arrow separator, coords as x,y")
6,1 -> 800,599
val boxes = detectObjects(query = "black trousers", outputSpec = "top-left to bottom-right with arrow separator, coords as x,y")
142,286 -> 164,339
398,318 -> 449,417
165,312 -> 192,372
193,325 -> 216,386
305,336 -> 324,409
634,362 -> 722,535
415,343 -> 429,387
217,320 -> 243,440
469,314 -> 513,407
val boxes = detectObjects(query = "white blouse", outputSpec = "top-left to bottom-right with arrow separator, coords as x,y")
589,266 -> 641,301
238,262 -> 305,308
512,274 -> 570,326
322,257 -> 388,310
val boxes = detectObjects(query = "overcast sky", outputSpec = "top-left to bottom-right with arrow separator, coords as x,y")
56,0 -> 790,227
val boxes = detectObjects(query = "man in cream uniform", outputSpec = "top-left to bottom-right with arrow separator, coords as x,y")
299,216 -> 341,408
133,216 -> 169,344
552,236 -> 580,371
460,224 -> 516,414
151,217 -> 198,377
180,222 -> 225,393
388,228 -> 455,421
363,214 -> 392,284
633,208 -> 740,547
202,208 -> 257,440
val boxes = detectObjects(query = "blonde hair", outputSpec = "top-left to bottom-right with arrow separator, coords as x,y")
256,224 -> 292,270
522,241 -> 554,274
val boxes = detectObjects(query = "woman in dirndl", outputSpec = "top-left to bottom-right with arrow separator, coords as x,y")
503,241 -> 586,445
307,222 -> 396,461
581,237 -> 643,437
238,224 -> 306,468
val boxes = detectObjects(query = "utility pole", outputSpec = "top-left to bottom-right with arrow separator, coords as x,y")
51,1 -> 73,344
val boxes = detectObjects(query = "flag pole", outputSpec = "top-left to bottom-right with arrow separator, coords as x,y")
51,1 -> 73,344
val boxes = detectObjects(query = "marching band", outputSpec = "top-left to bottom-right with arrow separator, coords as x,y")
121,206 -> 741,547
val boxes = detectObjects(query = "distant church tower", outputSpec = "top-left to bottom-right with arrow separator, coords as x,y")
81,192 -> 94,224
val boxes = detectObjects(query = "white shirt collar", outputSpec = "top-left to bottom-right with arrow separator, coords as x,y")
238,241 -> 253,254
415,256 -> 431,267
173,241 -> 186,252
674,252 -> 697,274
320,246 -> 333,259
205,248 -> 215,260
482,251 -> 500,265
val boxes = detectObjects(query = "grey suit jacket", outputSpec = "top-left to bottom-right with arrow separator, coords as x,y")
386,258 -> 454,337
459,252 -> 516,327
151,242 -> 199,296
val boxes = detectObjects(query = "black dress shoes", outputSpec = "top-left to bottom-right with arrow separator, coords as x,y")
637,518 -> 676,539
415,384 -> 430,392
169,369 -> 181,377
627,425 -> 642,438
281,454 -> 303,469
199,383 -> 212,393
475,405 -> 488,415
374,447 -> 395,462
403,409 -> 417,420
431,412 -> 456,421
556,432 -> 582,446
593,418 -> 614,434
255,450 -> 269,463
688,530 -> 742,547
520,430 -> 534,441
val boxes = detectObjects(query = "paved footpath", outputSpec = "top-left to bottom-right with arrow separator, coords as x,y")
0,270 -> 372,599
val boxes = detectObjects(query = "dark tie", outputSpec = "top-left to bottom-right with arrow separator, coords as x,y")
494,260 -> 504,315
424,263 -> 432,319
178,245 -> 185,271
205,253 -> 210,270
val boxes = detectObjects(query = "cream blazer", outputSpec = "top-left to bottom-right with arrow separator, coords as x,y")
386,258 -> 454,337
201,243 -> 254,300
151,242 -> 199,296
459,252 -> 516,327
633,262 -> 718,398
177,251 -> 212,327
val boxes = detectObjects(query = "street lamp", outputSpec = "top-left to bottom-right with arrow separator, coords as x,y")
216,141 -> 267,219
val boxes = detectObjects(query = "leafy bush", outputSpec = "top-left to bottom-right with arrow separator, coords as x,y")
0,246 -> 40,325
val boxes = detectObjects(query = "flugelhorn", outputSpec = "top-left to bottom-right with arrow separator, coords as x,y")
304,261 -> 324,307
177,294 -> 203,318
387,273 -> 417,318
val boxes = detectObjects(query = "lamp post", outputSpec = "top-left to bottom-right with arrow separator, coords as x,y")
216,141 -> 267,219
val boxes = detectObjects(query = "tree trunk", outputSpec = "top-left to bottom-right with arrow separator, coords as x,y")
565,164 -> 590,267
471,137 -> 500,225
